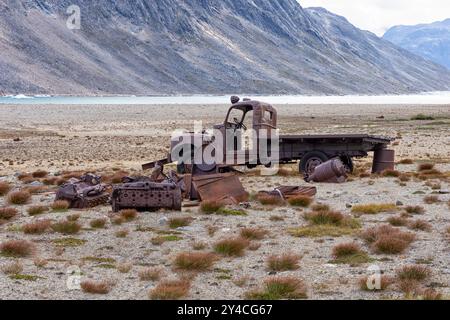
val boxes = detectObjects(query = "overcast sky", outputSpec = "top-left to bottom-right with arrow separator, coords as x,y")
299,0 -> 450,36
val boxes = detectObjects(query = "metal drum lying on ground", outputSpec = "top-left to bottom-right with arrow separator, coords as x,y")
305,158 -> 347,183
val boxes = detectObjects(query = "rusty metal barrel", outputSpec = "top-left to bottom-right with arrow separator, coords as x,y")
372,149 -> 395,173
306,158 -> 347,182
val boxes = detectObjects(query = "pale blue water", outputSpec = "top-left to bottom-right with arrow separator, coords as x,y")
0,92 -> 450,105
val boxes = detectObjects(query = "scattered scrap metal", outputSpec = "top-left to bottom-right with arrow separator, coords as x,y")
257,185 -> 317,200
55,173 -> 109,208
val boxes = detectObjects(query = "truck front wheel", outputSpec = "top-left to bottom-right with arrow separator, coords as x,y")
299,151 -> 329,175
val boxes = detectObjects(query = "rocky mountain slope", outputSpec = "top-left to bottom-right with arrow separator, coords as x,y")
383,19 -> 450,70
1,0 -> 450,95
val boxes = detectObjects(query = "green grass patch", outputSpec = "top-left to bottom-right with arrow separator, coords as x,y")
51,238 -> 87,247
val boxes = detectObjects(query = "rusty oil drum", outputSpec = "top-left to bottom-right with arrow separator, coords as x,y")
307,158 -> 347,182
372,149 -> 395,173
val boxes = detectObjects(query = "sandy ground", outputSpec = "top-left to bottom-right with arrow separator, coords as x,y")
0,103 -> 449,300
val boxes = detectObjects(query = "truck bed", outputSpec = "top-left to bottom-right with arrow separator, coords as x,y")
279,134 -> 394,161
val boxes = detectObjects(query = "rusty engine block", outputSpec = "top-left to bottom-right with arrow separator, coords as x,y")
111,181 -> 182,212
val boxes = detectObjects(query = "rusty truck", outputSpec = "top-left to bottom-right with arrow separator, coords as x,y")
143,96 -> 394,175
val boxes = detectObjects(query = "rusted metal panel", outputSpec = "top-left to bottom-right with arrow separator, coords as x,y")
258,185 -> 317,199
306,158 -> 347,183
55,173 -> 109,208
372,149 -> 395,173
192,173 -> 248,203
111,181 -> 182,212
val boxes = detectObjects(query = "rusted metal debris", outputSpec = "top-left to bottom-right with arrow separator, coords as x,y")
372,149 -> 395,173
55,173 -> 109,208
191,172 -> 249,204
258,185 -> 317,200
305,158 -> 347,183
111,181 -> 182,212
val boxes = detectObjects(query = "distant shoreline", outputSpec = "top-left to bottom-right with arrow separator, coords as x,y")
1,92 -> 449,105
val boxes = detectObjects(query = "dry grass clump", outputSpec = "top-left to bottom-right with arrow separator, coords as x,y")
115,229 -> 129,238
1,261 -> 24,275
42,177 -> 58,185
418,163 -> 434,171
398,174 -> 411,182
80,280 -> 111,294
32,170 -> 48,178
200,200 -> 224,214
22,219 -> 52,234
288,195 -> 313,207
359,275 -> 393,291
305,210 -> 345,225
214,237 -> 249,257
117,262 -> 133,273
360,225 -> 415,254
90,218 -> 107,229
66,213 -> 80,222
173,252 -> 217,271
246,277 -> 307,300
311,203 -> 330,212
257,195 -> 285,206
51,200 -> 70,212
387,216 -> 409,227
7,190 -> 31,205
0,207 -> 18,220
382,169 -> 400,177
408,219 -> 432,232
405,205 -> 425,214
149,279 -> 190,300
267,254 -> 300,271
424,195 -> 439,204
332,242 -> 372,265
33,258 -> 48,268
398,159 -> 414,165
27,205 -> 49,216
240,227 -> 268,240
139,267 -> 163,281
290,210 -> 360,238
396,265 -> 431,282
419,288 -> 442,300
0,182 -> 12,196
51,220 -> 82,234
0,240 -> 35,257
168,217 -> 193,229
118,209 -> 138,221
351,203 -> 397,215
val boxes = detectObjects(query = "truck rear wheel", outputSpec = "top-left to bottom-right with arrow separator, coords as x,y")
299,151 -> 329,175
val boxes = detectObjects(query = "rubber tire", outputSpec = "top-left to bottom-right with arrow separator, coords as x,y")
299,151 -> 329,174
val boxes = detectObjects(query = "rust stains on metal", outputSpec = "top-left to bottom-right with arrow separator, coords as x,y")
192,173 -> 249,204
372,149 -> 395,173
111,181 -> 182,212
55,173 -> 109,208
258,185 -> 317,200
305,158 -> 347,183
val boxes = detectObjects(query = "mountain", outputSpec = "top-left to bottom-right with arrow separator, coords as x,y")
383,19 -> 450,70
1,0 -> 450,95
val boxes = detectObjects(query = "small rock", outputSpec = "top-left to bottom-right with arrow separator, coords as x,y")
158,217 -> 168,226
268,271 -> 277,275
346,203 -> 352,208
396,200 -> 404,206
13,138 -> 21,142
438,190 -> 449,194
29,181 -> 44,187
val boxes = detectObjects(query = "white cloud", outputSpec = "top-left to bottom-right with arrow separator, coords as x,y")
299,0 -> 450,36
